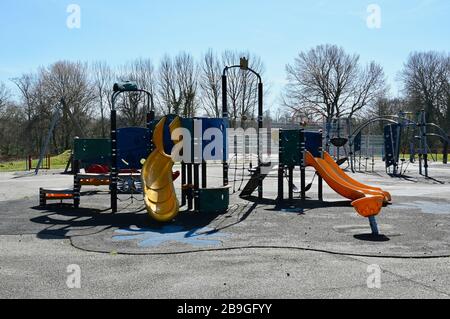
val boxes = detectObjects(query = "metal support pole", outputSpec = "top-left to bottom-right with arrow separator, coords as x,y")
146,111 -> 155,154
336,119 -> 341,161
277,165 -> 284,202
300,166 -> 306,201
110,108 -> 118,213
181,162 -> 187,207
318,176 -> 323,201
194,164 -> 200,212
417,112 -> 423,176
443,141 -> 448,164
288,166 -> 294,202
368,216 -> 379,235
222,75 -> 229,187
257,82 -> 263,199
422,111 -> 429,178
35,108 -> 61,175
300,130 -> 306,201
372,153 -> 375,173
318,132 -> 324,201
396,124 -> 402,175
201,161 -> 207,188
187,164 -> 193,210
325,120 -> 331,153
73,159 -> 80,209
349,122 -> 355,173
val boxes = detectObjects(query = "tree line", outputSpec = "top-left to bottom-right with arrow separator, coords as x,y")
0,50 -> 264,160
0,45 -> 448,160
283,45 -> 449,132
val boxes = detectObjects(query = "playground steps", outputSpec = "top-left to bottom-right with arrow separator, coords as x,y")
77,173 -> 111,186
239,163 -> 272,198
39,188 -> 79,208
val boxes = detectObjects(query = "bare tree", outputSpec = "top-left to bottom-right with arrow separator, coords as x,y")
10,74 -> 42,154
400,51 -> 449,129
125,58 -> 157,112
364,97 -> 407,134
0,102 -> 26,159
283,44 -> 386,122
91,61 -> 114,137
222,50 -> 264,126
373,97 -> 405,117
115,58 -> 157,127
175,52 -> 198,117
4,77 -> 62,157
40,61 -> 96,150
157,52 -> 198,117
11,74 -> 35,122
199,49 -> 222,117
158,54 -> 181,115
0,82 -> 10,113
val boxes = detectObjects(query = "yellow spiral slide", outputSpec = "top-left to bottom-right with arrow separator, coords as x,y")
141,117 -> 181,222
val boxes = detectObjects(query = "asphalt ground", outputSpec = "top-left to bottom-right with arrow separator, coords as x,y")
1,161 -> 450,298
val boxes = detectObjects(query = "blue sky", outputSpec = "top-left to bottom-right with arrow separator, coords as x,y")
0,0 -> 449,108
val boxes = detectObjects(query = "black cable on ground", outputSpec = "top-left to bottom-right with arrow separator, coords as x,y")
68,238 -> 450,260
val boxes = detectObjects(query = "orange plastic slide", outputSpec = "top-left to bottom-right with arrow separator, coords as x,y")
322,152 -> 391,203
305,151 -> 390,218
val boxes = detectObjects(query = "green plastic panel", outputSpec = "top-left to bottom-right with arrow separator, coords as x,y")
197,187 -> 229,214
279,130 -> 303,166
74,138 -> 111,162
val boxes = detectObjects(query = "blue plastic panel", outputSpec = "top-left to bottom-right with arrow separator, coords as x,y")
117,127 -> 150,169
304,131 -> 322,158
198,118 -> 228,162
384,124 -> 401,168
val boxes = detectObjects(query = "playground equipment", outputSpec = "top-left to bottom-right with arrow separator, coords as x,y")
351,128 -> 380,173
39,69 -> 392,235
142,114 -> 230,222
27,154 -> 51,171
222,59 -> 391,233
306,152 -> 388,218
39,138 -> 112,209
222,57 -> 265,199
274,130 -> 322,203
349,110 -> 449,177
110,82 -> 153,213
141,117 -> 182,222
110,82 -> 230,221
39,83 -> 153,209
34,98 -> 85,175
325,117 -> 351,165
39,187 -> 75,207
237,127 -> 391,234
40,82 -> 231,219
71,127 -> 153,202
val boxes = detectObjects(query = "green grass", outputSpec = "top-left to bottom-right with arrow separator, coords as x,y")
426,153 -> 448,162
356,153 -> 448,162
0,150 -> 72,172
1,150 -> 447,173
400,153 -> 448,162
